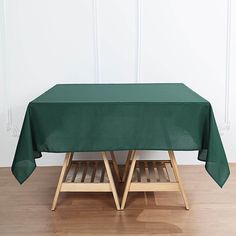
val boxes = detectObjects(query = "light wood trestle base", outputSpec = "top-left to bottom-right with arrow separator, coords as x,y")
51,150 -> 189,211
121,150 -> 189,210
51,152 -> 121,211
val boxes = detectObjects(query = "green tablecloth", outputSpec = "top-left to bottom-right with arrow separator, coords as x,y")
12,83 -> 230,186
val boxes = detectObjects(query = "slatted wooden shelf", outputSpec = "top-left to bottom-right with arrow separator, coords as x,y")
131,160 -> 175,183
60,160 -> 119,193
51,152 -> 121,210
65,160 -> 114,184
126,160 -> 180,192
64,160 -> 175,184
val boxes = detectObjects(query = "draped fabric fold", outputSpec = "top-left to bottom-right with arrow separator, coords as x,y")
198,105 -> 230,187
11,106 -> 41,184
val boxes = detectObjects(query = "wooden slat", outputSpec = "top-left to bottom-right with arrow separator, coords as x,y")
90,161 -> 97,183
103,169 -> 109,183
136,161 -> 141,182
165,162 -> 176,182
84,162 -> 93,183
144,161 -> 150,182
131,168 -> 137,182
64,152 -> 74,180
153,161 -> 160,182
156,162 -> 167,182
94,161 -> 102,183
61,183 -> 111,192
74,162 -> 83,182
100,164 -> 105,183
129,182 -> 180,192
162,163 -> 170,182
148,161 -> 156,182
81,162 -> 88,183
139,161 -> 146,182
65,164 -> 76,182
71,163 -> 79,183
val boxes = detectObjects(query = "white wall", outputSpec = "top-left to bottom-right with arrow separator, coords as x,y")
0,0 -> 235,167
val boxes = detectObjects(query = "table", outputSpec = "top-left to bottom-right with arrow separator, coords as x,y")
12,83 -> 230,209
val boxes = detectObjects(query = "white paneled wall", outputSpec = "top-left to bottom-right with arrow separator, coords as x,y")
141,0 -> 227,122
98,0 -> 137,83
0,0 -> 235,167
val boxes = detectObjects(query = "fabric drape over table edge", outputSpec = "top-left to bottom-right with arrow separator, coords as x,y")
12,102 -> 230,187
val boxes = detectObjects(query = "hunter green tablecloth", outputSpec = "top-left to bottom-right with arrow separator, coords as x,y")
12,83 -> 230,186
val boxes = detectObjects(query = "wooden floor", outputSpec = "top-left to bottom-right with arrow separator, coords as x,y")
0,164 -> 235,236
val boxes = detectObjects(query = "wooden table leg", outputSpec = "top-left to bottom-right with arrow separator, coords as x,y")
168,150 -> 190,210
64,152 -> 74,181
102,152 -> 121,210
110,151 -> 121,182
51,152 -> 74,211
122,150 -> 134,182
121,150 -> 138,210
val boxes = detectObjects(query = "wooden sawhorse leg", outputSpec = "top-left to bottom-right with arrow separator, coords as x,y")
122,150 -> 134,182
168,151 -> 189,210
109,151 -> 122,182
102,152 -> 120,210
51,152 -> 74,211
121,150 -> 137,210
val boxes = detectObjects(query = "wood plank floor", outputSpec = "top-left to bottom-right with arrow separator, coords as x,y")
0,164 -> 235,236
